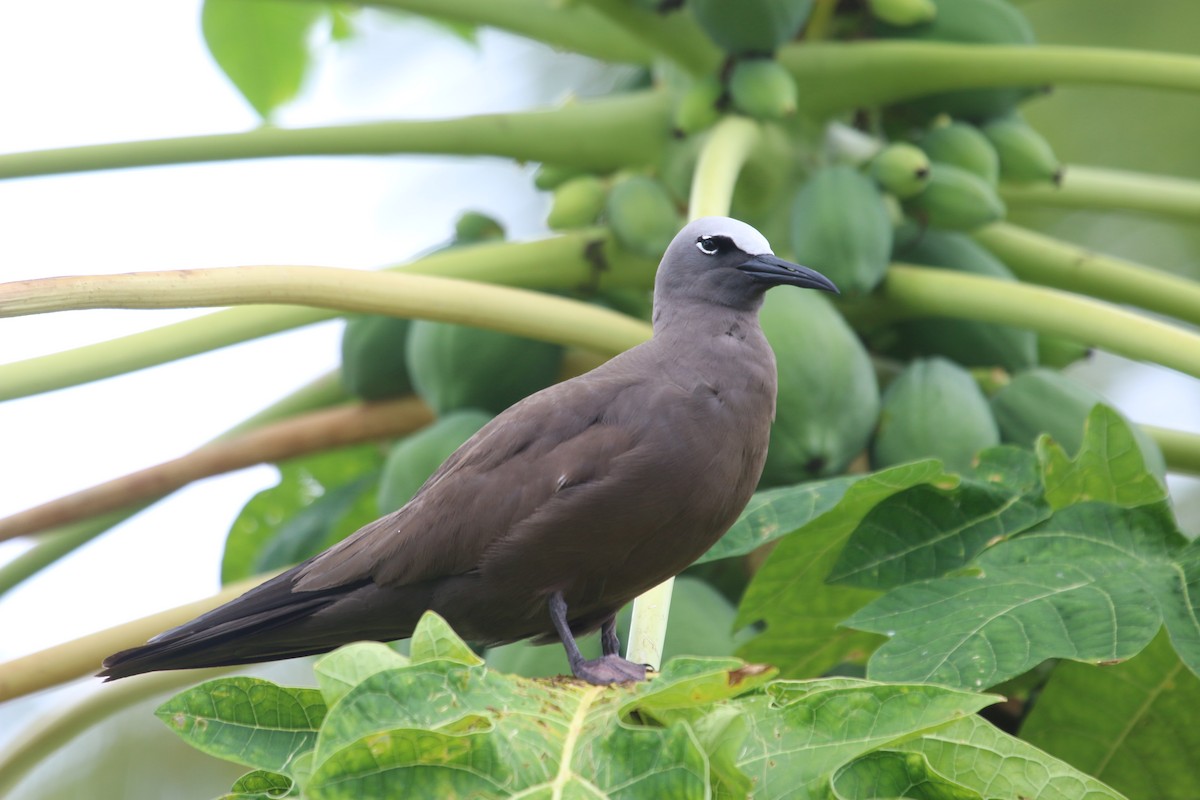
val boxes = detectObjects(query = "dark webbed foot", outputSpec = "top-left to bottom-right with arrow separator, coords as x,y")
571,654 -> 648,684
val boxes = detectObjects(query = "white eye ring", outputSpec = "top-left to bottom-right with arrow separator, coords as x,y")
696,236 -> 719,255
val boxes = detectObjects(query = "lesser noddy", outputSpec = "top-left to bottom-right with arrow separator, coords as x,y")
100,217 -> 837,684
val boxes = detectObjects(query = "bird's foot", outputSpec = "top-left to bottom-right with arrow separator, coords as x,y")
571,654 -> 648,684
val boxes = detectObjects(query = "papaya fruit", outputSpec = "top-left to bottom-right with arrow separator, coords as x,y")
606,174 -> 683,258
867,0 -> 936,26
791,165 -> 893,296
904,162 -> 1005,230
990,368 -> 1166,477
674,74 -> 724,134
919,120 -> 999,185
982,114 -> 1063,184
377,409 -> 493,514
728,58 -> 798,120
872,357 -> 999,472
534,164 -> 586,191
453,211 -> 505,244
870,142 -> 932,199
691,0 -> 814,55
1037,335 -> 1091,369
340,315 -> 414,401
406,320 -> 564,415
547,174 -> 607,230
760,290 -> 881,485
877,0 -> 1035,120
884,228 -> 1037,370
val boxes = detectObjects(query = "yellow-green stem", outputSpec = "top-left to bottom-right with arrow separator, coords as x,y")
780,42 -> 1200,116
574,0 -> 722,76
0,91 -> 670,181
1141,425 -> 1200,478
884,265 -> 1200,380
972,223 -> 1200,329
1001,165 -> 1200,222
626,116 -> 759,670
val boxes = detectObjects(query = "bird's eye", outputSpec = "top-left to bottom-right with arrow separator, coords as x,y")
696,236 -> 721,255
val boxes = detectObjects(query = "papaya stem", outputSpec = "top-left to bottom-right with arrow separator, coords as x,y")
883,264 -> 1200,381
625,115 -> 760,671
0,91 -> 670,181
779,42 -> 1200,116
972,223 -> 1200,329
1141,425 -> 1200,478
0,231 -> 655,402
344,0 -> 655,65
574,0 -> 722,76
1001,165 -> 1200,222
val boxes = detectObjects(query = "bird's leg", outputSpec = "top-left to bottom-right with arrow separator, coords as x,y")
548,592 -> 647,684
600,616 -> 621,657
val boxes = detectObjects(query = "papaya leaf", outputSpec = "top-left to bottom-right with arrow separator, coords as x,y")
734,678 -> 996,799
896,716 -> 1127,800
201,0 -> 329,120
846,502 -> 1192,689
1039,404 -> 1166,511
156,677 -> 326,777
1020,629 -> 1200,800
735,460 -> 954,677
313,642 -> 410,707
831,750 -> 983,800
962,444 -> 1042,495
219,769 -> 294,799
827,477 -> 1050,590
221,444 -> 382,584
409,610 -> 485,666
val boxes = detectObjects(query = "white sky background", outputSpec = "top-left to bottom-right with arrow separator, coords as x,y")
1,0 -> 1199,759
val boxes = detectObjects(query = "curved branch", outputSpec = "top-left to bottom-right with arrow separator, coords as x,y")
0,91 -> 670,181
972,223 -> 1200,328
1001,165 -> 1200,221
575,0 -> 721,76
780,42 -> 1200,116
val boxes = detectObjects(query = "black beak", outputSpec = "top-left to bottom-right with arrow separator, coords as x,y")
737,254 -> 839,294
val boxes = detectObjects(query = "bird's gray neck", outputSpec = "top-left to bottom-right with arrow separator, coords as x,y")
651,296 -> 765,343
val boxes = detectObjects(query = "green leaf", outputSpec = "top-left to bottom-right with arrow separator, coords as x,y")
898,716 -> 1127,800
202,0 -> 328,120
1021,629 -> 1200,800
831,750 -> 983,800
1039,405 -> 1166,511
827,478 -> 1049,590
221,445 -> 382,584
846,502 -> 1188,689
219,769 -> 294,799
156,677 -> 326,776
735,461 -> 954,677
734,678 -> 996,799
409,610 -> 485,667
314,642 -> 410,707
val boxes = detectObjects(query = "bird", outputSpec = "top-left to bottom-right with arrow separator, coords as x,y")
99,216 -> 838,685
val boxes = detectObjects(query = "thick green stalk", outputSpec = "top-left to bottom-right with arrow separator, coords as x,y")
780,42 -> 1200,116
354,0 -> 655,64
575,0 -> 722,76
1001,165 -> 1200,222
0,231 -> 656,402
0,91 -> 670,181
884,265 -> 1200,380
0,373 -> 347,597
972,223 -> 1200,328
626,116 -> 758,671
1141,425 -> 1200,477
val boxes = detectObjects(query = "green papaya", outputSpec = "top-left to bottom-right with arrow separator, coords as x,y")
728,58 -> 798,120
791,165 -> 893,296
904,162 -> 1005,230
340,315 -> 413,401
406,320 -> 564,415
453,211 -> 505,244
547,174 -> 607,230
534,164 -> 586,191
919,120 -> 999,185
674,74 -> 725,134
877,0 -> 1035,119
606,174 -> 683,258
982,114 -> 1063,184
867,0 -> 936,26
760,290 -> 881,485
1037,335 -> 1091,369
870,142 -> 931,199
872,357 -> 999,472
378,410 -> 493,514
990,368 -> 1166,477
691,0 -> 814,55
885,228 -> 1037,370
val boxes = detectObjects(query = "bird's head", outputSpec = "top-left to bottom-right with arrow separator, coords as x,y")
654,216 -> 838,317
